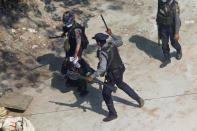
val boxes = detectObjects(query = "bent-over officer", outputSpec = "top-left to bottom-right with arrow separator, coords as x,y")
87,29 -> 144,122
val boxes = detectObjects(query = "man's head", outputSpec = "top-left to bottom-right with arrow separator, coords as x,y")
92,33 -> 109,47
63,11 -> 75,28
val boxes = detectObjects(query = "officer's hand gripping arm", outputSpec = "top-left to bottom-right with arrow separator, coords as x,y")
90,52 -> 107,79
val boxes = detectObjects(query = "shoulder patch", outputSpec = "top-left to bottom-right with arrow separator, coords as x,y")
75,28 -> 81,37
77,32 -> 81,37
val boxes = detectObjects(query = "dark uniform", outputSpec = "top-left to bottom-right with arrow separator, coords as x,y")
62,23 -> 84,58
91,33 -> 144,122
61,11 -> 90,96
157,0 -> 182,68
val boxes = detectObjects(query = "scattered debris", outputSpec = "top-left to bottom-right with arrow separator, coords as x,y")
28,28 -> 37,33
0,107 -> 8,129
40,41 -> 47,46
0,107 -> 7,118
32,45 -> 38,49
0,33 -> 3,39
11,29 -> 16,33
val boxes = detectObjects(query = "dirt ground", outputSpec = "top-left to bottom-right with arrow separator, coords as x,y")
1,0 -> 197,131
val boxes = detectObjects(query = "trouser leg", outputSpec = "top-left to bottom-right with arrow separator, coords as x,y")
160,25 -> 171,60
102,76 -> 117,115
113,67 -> 140,101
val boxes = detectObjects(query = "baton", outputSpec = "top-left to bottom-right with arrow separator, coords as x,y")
101,14 -> 109,30
48,35 -> 61,39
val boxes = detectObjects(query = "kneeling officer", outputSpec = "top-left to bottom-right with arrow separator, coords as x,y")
87,29 -> 144,122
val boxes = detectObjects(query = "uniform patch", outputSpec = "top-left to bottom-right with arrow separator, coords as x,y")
75,29 -> 81,37
77,32 -> 81,37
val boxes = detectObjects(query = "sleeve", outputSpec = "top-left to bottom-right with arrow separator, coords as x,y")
110,33 -> 123,47
75,28 -> 82,45
91,51 -> 107,79
174,4 -> 181,34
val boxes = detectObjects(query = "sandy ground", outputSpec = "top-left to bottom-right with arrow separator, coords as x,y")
1,0 -> 197,130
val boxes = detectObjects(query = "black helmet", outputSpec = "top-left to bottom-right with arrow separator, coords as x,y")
63,11 -> 75,25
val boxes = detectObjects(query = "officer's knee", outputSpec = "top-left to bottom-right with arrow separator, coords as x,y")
162,44 -> 170,51
117,81 -> 124,89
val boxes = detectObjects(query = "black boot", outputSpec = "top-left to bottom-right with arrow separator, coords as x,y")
160,59 -> 171,68
103,113 -> 118,122
137,98 -> 144,108
176,50 -> 182,60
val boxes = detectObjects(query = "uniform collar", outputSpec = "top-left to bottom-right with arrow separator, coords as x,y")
101,42 -> 109,50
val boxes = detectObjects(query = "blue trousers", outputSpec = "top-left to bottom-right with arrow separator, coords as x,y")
159,24 -> 182,60
102,66 -> 140,115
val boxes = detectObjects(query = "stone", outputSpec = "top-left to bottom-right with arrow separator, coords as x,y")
0,93 -> 33,111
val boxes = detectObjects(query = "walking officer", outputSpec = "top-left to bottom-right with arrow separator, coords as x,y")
87,29 -> 144,122
157,0 -> 182,68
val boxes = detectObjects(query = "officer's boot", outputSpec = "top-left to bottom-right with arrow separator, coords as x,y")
103,113 -> 118,122
137,97 -> 144,108
160,58 -> 171,68
176,50 -> 182,60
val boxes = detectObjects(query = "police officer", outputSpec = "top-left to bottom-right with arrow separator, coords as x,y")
61,11 -> 89,96
157,0 -> 182,68
87,29 -> 144,122
61,11 -> 85,59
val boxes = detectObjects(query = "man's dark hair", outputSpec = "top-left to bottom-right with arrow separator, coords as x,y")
97,40 -> 106,46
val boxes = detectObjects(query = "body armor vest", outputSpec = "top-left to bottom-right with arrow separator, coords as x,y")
103,44 -> 123,72
65,22 -> 88,57
157,1 -> 176,26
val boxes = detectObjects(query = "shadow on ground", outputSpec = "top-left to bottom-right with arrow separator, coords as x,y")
36,53 -> 64,72
0,49 -> 47,91
49,81 -> 139,116
129,35 -> 163,62
129,35 -> 177,62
